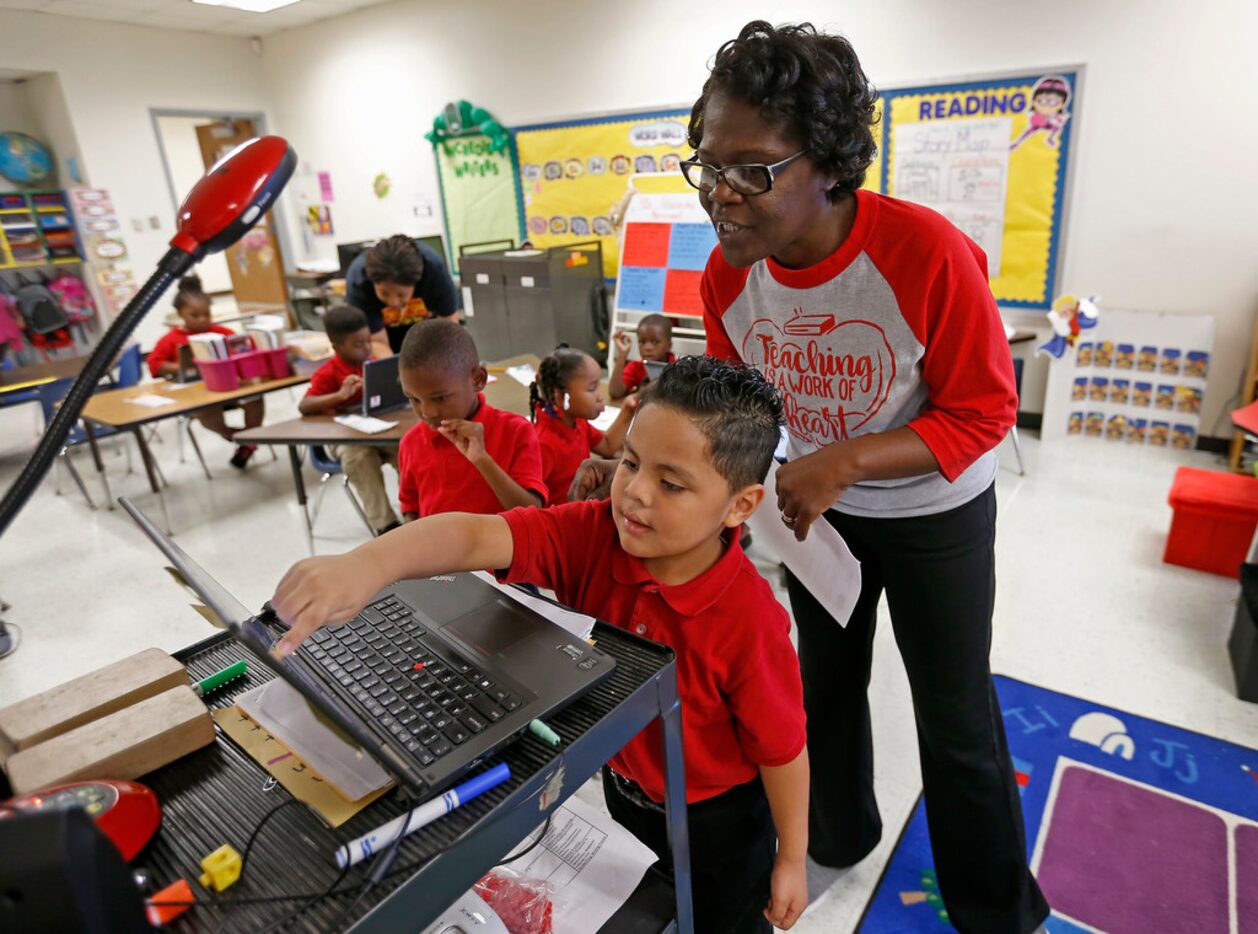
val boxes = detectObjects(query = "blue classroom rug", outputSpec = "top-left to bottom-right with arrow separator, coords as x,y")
857,675 -> 1258,934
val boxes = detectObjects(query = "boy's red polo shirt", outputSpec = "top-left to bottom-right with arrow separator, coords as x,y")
398,395 -> 546,516
306,354 -> 365,408
534,410 -> 604,506
499,498 -> 806,803
621,352 -> 677,394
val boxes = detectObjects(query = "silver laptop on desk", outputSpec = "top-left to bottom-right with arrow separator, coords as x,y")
362,356 -> 407,417
121,498 -> 616,797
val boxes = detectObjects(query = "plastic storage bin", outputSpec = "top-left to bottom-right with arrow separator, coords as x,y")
233,350 -> 270,381
1164,466 -> 1258,577
258,347 -> 290,379
195,358 -> 240,392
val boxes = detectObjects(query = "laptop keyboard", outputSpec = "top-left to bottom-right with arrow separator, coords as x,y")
304,595 -> 525,768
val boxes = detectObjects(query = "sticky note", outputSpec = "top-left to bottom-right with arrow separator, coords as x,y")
667,223 -> 718,271
663,269 -> 704,316
621,223 -> 671,267
617,267 -> 666,311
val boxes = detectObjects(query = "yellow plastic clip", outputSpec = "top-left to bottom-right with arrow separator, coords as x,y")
198,844 -> 243,893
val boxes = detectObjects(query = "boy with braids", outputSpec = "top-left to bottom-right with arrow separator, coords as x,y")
395,319 -> 546,519
273,356 -> 810,933
530,345 -> 635,505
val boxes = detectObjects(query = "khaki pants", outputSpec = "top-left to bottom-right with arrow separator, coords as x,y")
329,444 -> 400,531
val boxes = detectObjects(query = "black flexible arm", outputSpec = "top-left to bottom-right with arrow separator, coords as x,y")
0,247 -> 196,538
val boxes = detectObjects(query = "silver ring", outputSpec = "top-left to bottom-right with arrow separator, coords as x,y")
781,512 -> 798,527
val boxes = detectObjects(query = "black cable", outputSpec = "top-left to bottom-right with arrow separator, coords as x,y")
495,814 -> 552,866
0,247 -> 194,537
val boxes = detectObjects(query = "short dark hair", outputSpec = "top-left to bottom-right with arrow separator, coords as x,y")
688,21 -> 879,197
640,355 -> 783,490
173,274 -> 207,311
323,304 -> 369,343
398,318 -> 479,375
365,234 -> 424,285
528,345 -> 592,422
638,314 -> 673,337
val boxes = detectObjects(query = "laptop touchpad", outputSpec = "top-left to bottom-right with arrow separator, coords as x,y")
443,600 -> 548,658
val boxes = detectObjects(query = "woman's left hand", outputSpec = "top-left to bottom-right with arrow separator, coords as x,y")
775,444 -> 855,542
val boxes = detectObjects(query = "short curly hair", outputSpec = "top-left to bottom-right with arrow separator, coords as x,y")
364,234 -> 424,285
688,21 -> 879,197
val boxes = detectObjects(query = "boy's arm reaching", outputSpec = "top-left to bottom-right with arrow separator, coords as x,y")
760,749 -> 810,930
299,375 -> 362,416
271,513 -> 514,654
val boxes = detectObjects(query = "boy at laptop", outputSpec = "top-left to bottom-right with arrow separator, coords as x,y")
300,304 -> 401,534
272,357 -> 809,933
396,319 -> 547,519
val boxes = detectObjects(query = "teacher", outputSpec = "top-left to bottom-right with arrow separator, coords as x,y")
343,234 -> 461,356
689,21 -> 1049,933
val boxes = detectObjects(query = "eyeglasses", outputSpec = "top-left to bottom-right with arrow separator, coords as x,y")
679,149 -> 806,196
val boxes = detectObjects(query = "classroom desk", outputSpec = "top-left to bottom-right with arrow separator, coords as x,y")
235,355 -> 539,548
0,356 -> 87,396
150,622 -> 693,932
79,374 -> 309,533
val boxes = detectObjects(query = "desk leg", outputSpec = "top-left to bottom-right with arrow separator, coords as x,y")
287,445 -> 314,553
132,426 -> 172,536
658,669 -> 694,934
82,420 -> 114,509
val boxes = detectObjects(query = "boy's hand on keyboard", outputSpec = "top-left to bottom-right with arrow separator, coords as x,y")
437,419 -> 486,463
765,855 -> 807,929
337,374 -> 363,401
271,552 -> 382,655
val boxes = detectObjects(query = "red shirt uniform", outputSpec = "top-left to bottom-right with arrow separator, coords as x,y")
499,499 -> 806,803
398,395 -> 546,516
620,352 -> 677,395
306,354 -> 366,409
147,325 -> 233,378
534,410 -> 604,507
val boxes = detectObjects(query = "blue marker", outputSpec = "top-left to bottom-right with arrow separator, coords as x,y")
334,763 -> 511,868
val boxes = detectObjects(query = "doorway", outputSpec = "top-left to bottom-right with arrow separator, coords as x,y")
151,111 -> 290,307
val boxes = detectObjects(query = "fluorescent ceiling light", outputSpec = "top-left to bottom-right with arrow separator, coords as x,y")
192,0 -> 301,12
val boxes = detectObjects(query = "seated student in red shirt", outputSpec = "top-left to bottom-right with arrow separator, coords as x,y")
147,275 -> 263,469
299,304 -> 401,534
396,319 -> 547,518
272,357 -> 810,934
530,345 -> 635,506
609,313 -> 677,400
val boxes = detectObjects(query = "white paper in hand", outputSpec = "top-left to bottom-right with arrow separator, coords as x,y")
746,460 -> 861,627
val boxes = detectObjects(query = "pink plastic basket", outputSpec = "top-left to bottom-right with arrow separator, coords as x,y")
233,350 -> 270,381
195,358 -> 241,392
259,347 -> 290,379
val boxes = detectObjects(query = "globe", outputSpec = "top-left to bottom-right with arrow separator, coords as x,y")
0,132 -> 53,186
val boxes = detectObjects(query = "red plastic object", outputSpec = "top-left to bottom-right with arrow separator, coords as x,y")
259,347 -> 290,379
146,878 -> 194,927
1164,466 -> 1258,577
195,358 -> 241,392
233,350 -> 270,381
0,779 -> 161,862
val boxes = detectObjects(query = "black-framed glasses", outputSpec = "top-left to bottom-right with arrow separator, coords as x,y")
679,149 -> 806,196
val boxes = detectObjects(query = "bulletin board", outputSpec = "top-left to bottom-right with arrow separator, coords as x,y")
513,107 -> 694,278
433,133 -> 523,276
878,68 -> 1082,309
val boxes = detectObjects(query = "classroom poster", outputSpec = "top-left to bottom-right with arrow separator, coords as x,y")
881,71 -> 1078,308
514,110 -> 693,278
434,133 -> 522,275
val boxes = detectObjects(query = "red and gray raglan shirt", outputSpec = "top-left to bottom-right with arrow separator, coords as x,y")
702,189 -> 1017,518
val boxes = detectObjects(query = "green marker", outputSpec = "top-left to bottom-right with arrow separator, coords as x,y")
528,718 -> 561,747
192,660 -> 248,697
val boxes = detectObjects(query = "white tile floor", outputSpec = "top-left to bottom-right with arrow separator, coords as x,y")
1,394 -> 1255,932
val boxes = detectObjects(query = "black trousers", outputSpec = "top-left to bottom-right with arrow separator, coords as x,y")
787,483 -> 1050,933
602,769 -> 775,934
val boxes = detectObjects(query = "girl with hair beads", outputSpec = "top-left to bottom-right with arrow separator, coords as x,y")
529,345 -> 635,505
146,275 -> 265,468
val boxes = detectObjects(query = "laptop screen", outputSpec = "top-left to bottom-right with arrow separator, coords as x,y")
362,356 -> 407,416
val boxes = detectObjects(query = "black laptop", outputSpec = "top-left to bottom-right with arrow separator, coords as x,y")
121,499 -> 616,797
362,356 -> 407,417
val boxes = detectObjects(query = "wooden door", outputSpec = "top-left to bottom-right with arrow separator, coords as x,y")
194,119 -> 288,306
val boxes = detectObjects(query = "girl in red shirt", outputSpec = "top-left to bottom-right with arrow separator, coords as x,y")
147,276 -> 264,468
528,346 -> 635,505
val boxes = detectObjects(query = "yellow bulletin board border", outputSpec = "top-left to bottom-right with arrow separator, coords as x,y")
511,106 -> 694,278
878,67 -> 1083,310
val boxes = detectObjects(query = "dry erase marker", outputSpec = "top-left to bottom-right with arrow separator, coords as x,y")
334,763 -> 511,868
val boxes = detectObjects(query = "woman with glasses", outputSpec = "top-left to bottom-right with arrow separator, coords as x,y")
692,21 -> 1049,934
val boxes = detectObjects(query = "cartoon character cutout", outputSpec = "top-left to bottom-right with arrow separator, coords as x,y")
1010,75 -> 1072,151
1036,293 -> 1100,359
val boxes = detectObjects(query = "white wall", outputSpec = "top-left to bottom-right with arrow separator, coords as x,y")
261,0 -> 1258,437
0,10 -> 273,350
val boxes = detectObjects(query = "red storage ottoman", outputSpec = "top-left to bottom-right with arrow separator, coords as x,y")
1164,467 -> 1258,577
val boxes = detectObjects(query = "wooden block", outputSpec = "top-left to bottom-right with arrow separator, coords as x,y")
5,685 -> 214,794
0,648 -> 187,760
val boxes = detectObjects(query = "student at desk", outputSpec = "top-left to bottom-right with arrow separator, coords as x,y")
147,275 -> 263,469
344,234 -> 460,357
300,304 -> 402,535
273,358 -> 810,934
